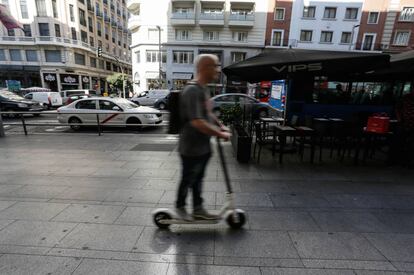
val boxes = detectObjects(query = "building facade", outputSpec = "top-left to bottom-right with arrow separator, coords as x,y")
0,0 -> 132,92
266,0 -> 414,53
127,0 -> 267,93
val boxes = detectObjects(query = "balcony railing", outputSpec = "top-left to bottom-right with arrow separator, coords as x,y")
354,42 -> 387,51
266,39 -> 298,48
171,12 -> 195,19
229,13 -> 254,21
199,13 -> 224,20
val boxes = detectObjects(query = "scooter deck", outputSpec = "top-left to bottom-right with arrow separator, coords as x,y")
160,218 -> 221,225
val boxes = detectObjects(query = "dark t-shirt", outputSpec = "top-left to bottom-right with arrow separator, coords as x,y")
178,82 -> 211,156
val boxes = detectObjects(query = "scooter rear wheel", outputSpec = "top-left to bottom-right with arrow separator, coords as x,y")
226,211 -> 246,229
153,211 -> 172,229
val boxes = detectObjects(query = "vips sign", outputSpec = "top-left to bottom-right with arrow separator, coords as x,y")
60,74 -> 79,85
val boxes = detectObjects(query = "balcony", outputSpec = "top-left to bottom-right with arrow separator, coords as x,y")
95,10 -> 103,17
128,15 -> 140,30
111,21 -> 117,27
87,4 -> 94,12
104,15 -> 111,23
228,13 -> 254,28
117,23 -> 123,30
170,12 -> 196,26
199,13 -> 224,27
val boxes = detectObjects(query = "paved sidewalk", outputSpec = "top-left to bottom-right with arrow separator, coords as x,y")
0,133 -> 413,274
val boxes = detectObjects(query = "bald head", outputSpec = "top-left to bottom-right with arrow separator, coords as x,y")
194,54 -> 220,82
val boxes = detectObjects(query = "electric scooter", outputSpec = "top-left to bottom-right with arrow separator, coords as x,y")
153,138 -> 246,229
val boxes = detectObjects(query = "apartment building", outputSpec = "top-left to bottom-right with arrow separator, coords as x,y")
0,0 -> 132,92
266,0 -> 414,53
127,0 -> 267,93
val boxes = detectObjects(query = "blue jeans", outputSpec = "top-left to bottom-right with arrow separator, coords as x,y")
176,153 -> 211,209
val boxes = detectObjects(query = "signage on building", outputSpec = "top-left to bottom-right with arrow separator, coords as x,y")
44,73 -> 56,82
271,63 -> 323,73
82,76 -> 89,83
6,80 -> 21,92
60,74 -> 79,84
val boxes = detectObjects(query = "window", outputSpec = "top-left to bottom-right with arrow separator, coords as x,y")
104,26 -> 109,40
112,29 -> 116,43
175,30 -> 190,41
54,24 -> 61,37
399,7 -> 414,22
81,30 -> 88,43
368,12 -> 379,24
320,31 -> 333,43
35,0 -> 47,16
203,31 -> 219,41
90,36 -> 94,46
174,7 -> 190,14
173,51 -> 193,64
45,50 -> 61,62
99,100 -> 118,110
7,29 -> 15,36
25,50 -> 37,61
231,52 -> 246,63
303,6 -> 316,18
0,49 -> 5,61
9,49 -> 22,61
146,50 -> 166,63
274,8 -> 285,20
341,32 -> 352,44
20,0 -> 29,19
76,100 -> 96,109
233,31 -> 248,42
99,59 -> 104,69
88,17 -> 93,32
106,61 -> 111,70
271,30 -> 283,46
38,23 -> 49,36
363,34 -> 375,50
23,25 -> 31,37
345,8 -> 358,20
75,53 -> 86,65
394,31 -> 410,46
69,4 -> 75,22
135,51 -> 140,63
79,9 -> 86,26
52,0 -> 58,18
230,8 -> 252,16
71,27 -> 77,40
324,7 -> 337,19
90,57 -> 97,67
300,30 -> 313,42
97,21 -> 102,36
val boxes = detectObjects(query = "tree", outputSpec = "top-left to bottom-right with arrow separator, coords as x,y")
106,73 -> 133,95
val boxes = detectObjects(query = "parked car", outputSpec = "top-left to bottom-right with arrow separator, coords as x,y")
210,93 -> 270,118
131,89 -> 170,106
24,91 -> 63,109
0,90 -> 44,117
60,89 -> 97,104
57,97 -> 162,130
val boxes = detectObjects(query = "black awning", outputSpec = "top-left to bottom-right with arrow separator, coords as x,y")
366,50 -> 414,80
222,48 -> 390,82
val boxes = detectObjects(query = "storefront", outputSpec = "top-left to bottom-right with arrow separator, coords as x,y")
81,76 -> 91,89
60,74 -> 80,90
43,73 -> 58,91
0,65 -> 41,89
172,73 -> 192,90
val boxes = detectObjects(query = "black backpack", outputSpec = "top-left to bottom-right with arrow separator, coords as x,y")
168,90 -> 182,134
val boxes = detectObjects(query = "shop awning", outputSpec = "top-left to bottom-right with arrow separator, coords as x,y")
222,48 -> 390,82
365,50 -> 414,80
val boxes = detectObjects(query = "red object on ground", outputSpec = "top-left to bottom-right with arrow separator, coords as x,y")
366,116 -> 390,133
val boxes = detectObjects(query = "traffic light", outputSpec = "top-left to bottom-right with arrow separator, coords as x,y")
96,47 -> 102,57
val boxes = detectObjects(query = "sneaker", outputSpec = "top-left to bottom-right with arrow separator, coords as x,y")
175,207 -> 192,221
192,208 -> 219,220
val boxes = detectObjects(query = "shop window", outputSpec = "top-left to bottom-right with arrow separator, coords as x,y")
26,50 -> 38,62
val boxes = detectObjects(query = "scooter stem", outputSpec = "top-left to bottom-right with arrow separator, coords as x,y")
217,137 -> 233,194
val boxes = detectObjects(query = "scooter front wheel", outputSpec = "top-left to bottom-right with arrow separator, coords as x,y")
153,211 -> 172,229
226,211 -> 246,229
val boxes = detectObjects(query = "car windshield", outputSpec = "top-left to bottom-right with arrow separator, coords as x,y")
114,99 -> 139,109
0,90 -> 24,100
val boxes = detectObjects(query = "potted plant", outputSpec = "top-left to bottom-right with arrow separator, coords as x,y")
220,104 -> 252,163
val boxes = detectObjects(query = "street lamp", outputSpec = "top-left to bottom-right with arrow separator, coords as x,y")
349,24 -> 360,51
156,25 -> 162,88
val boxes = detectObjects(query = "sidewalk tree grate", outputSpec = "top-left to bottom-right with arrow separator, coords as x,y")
130,143 -> 177,152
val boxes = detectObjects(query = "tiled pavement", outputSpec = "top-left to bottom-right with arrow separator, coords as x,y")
0,133 -> 413,274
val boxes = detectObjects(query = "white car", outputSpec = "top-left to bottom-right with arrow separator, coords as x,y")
57,97 -> 162,130
131,89 -> 170,106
